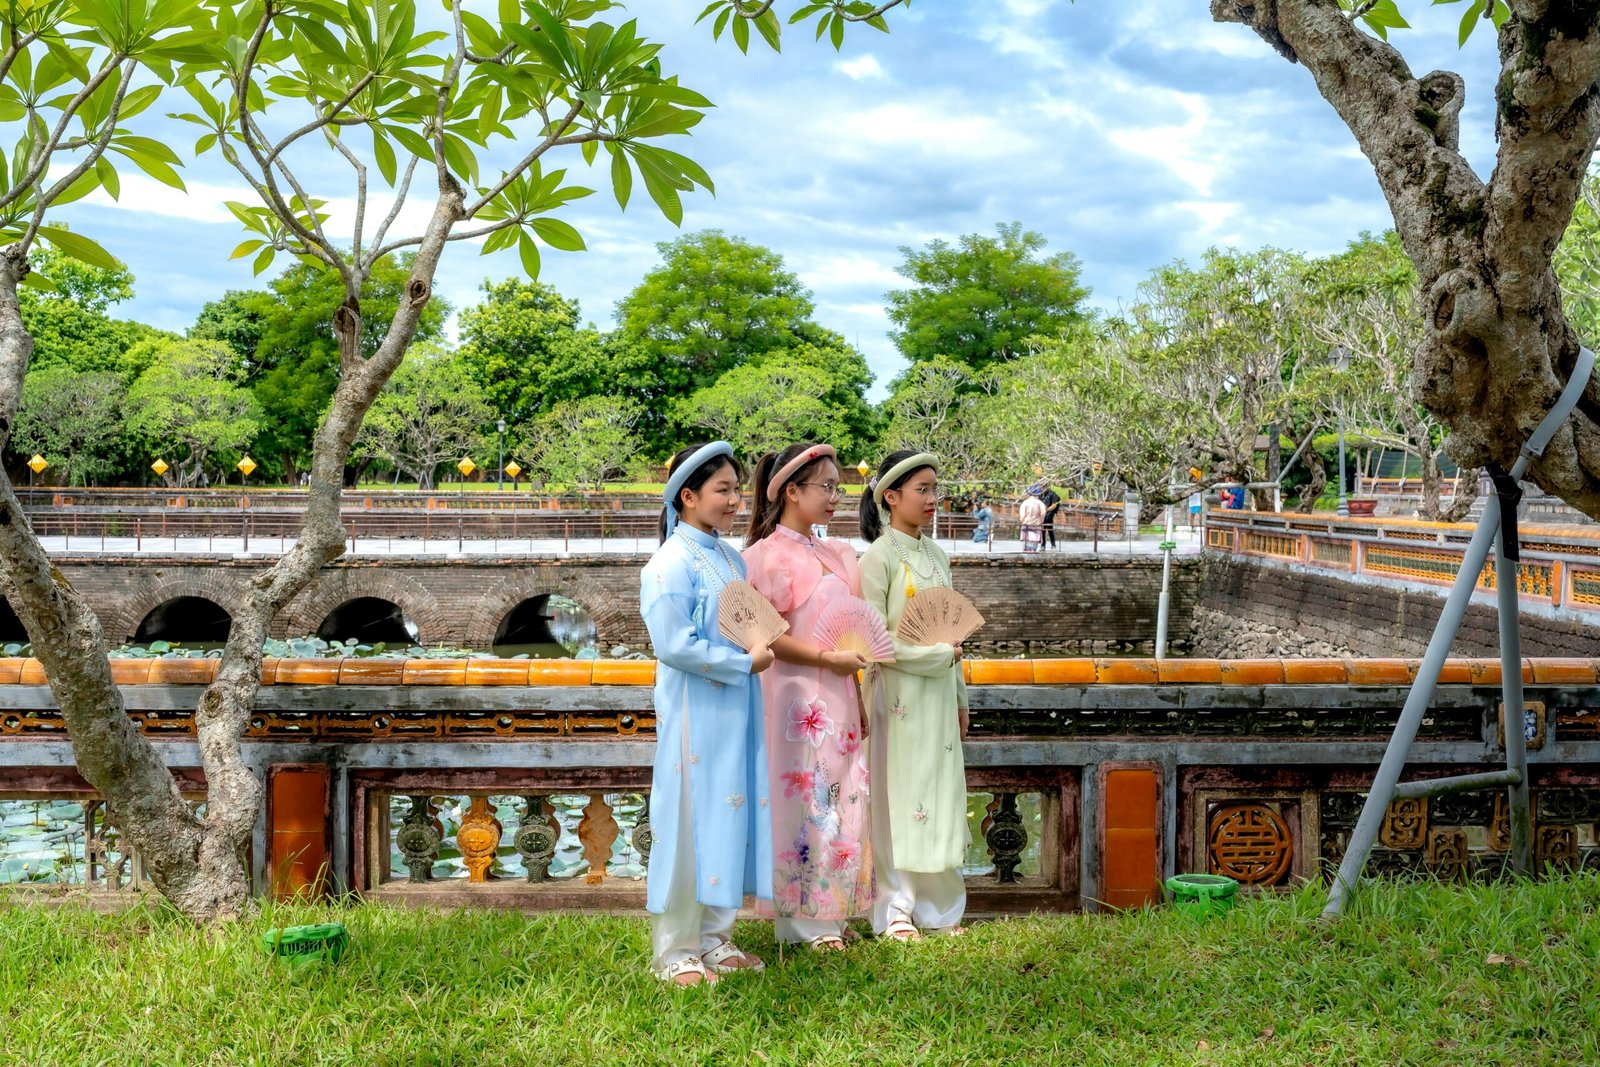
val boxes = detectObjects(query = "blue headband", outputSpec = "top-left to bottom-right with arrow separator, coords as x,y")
663,441 -> 735,537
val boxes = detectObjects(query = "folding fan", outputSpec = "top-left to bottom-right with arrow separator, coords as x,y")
718,580 -> 790,650
813,596 -> 895,663
895,587 -> 986,647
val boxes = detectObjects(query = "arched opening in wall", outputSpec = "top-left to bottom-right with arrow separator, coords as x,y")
493,595 -> 598,659
0,598 -> 27,648
316,597 -> 419,646
133,597 -> 233,647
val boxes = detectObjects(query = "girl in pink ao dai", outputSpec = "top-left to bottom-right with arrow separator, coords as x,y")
742,442 -> 874,950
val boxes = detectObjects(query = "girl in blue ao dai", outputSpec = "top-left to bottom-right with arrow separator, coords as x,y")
642,442 -> 775,986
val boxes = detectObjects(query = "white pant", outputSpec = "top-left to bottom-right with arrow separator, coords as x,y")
651,718 -> 737,969
868,736 -> 966,934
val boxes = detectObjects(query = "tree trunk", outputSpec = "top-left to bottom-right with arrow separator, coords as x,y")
0,177 -> 465,922
1418,449 -> 1447,521
1297,451 -> 1328,513
1213,1 -> 1600,519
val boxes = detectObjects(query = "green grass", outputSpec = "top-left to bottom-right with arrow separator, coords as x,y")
3,878 -> 1599,1065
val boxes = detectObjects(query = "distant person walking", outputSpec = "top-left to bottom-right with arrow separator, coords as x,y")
1019,489 -> 1045,554
1037,483 -> 1061,549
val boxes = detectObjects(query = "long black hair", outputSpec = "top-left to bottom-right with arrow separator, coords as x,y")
859,448 -> 936,542
659,443 -> 745,543
746,442 -> 832,545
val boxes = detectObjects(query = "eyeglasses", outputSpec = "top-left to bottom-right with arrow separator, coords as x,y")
904,485 -> 945,502
798,482 -> 843,501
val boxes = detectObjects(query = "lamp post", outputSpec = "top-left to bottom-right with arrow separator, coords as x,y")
1333,346 -> 1350,518
496,419 -> 507,491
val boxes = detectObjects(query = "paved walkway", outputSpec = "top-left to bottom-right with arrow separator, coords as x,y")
34,528 -> 1209,559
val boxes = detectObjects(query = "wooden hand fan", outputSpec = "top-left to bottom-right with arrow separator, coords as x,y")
813,596 -> 895,663
895,587 -> 985,647
717,580 -> 789,650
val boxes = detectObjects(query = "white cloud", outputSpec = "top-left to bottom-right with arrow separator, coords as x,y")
833,54 -> 887,81
833,100 -> 1034,159
798,252 -> 901,293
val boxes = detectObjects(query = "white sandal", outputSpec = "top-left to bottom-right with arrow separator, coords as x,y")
652,955 -> 718,986
702,939 -> 766,974
803,934 -> 848,952
882,917 -> 921,942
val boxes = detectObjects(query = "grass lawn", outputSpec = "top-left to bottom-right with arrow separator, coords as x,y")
3,878 -> 1597,1065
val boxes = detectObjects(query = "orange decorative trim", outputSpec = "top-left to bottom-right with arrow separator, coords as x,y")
274,659 -> 341,685
1154,658 -> 1222,684
1032,659 -> 1097,685
401,659 -> 468,685
966,659 -> 1034,686
1219,660 -> 1285,685
464,660 -> 537,686
1,655 -> 1599,688
336,659 -> 406,686
1282,659 -> 1347,685
1094,659 -> 1159,685
589,660 -> 656,686
527,660 -> 594,686
1345,659 -> 1417,686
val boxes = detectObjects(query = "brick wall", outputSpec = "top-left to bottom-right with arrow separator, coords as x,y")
49,553 -> 1201,655
1199,556 -> 1600,657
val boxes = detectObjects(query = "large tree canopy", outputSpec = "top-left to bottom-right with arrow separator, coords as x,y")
886,222 -> 1091,372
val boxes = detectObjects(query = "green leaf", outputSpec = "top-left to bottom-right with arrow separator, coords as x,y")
754,9 -> 781,52
94,155 -> 120,201
37,226 -> 120,270
530,216 -> 585,251
731,12 -> 749,53
253,246 -> 276,275
610,146 -> 631,209
229,239 -> 266,259
1458,0 -> 1485,46
517,228 -> 541,278
829,11 -> 844,49
373,129 -> 397,186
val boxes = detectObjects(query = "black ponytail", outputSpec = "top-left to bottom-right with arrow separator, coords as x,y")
659,443 -> 745,543
859,449 -> 935,543
746,441 -> 830,544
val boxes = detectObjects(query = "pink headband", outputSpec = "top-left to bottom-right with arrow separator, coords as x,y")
766,445 -> 837,502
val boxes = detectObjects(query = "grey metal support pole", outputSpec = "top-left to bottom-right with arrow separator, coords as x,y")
1495,547 -> 1534,874
1322,346 -> 1595,920
1321,495 -> 1502,919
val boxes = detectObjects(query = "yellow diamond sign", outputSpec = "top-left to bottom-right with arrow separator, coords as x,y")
856,460 -> 870,478
504,461 -> 522,479
27,454 -> 47,474
237,455 -> 257,478
457,457 -> 476,478
151,458 -> 169,477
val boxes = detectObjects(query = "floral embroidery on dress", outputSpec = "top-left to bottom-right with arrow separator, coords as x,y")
759,797 -> 770,809
837,721 -> 862,756
826,836 -> 862,872
689,754 -> 700,765
891,699 -> 908,720
913,803 -> 929,824
780,769 -> 816,799
786,698 -> 835,748
709,876 -> 720,887
726,793 -> 746,810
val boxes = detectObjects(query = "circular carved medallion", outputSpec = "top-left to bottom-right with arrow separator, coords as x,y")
1207,803 -> 1292,885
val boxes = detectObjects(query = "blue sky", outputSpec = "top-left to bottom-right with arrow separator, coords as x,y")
47,0 -> 1505,400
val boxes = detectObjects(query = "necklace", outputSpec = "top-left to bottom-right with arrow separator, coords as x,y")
889,529 -> 943,586
675,527 -> 740,592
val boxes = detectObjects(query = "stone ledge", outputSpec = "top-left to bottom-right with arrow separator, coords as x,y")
0,656 -> 1587,687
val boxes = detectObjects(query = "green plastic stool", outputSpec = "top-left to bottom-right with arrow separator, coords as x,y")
1165,874 -> 1238,918
262,922 -> 349,969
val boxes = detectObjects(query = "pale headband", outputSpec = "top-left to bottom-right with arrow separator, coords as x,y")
766,444 -> 837,502
663,440 -> 735,537
871,452 -> 939,509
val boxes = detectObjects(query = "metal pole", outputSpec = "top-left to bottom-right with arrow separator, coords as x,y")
497,419 -> 506,491
1337,397 -> 1349,518
1155,504 -> 1174,659
1495,546 -> 1534,875
1321,496 -> 1501,919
